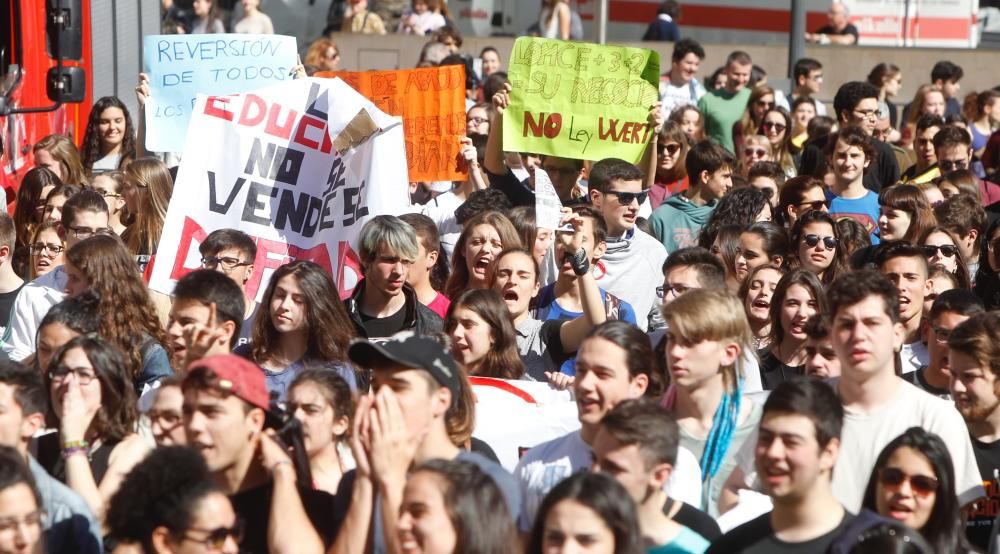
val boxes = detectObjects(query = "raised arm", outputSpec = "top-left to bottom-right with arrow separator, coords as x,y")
557,211 -> 607,353
485,83 -> 512,176
639,101 -> 664,189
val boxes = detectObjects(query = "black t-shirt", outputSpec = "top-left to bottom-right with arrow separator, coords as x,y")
966,436 -> 1000,551
0,284 -> 23,329
358,307 -> 408,340
758,350 -> 804,391
708,511 -> 855,554
663,498 -> 722,542
817,23 -> 859,42
904,367 -> 952,399
230,481 -> 346,554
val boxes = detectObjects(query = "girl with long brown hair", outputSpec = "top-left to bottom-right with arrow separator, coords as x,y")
733,86 -> 775,154
445,288 -> 526,379
445,211 -> 522,300
244,260 -> 359,401
650,121 -> 690,208
121,157 -> 173,269
33,134 -> 87,186
12,167 -> 61,276
63,234 -> 171,394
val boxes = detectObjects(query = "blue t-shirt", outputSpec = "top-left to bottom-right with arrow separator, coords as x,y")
534,283 -> 637,376
828,189 -> 881,245
648,525 -> 710,554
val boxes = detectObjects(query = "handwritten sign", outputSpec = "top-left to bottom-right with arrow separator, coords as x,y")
148,78 -> 411,301
503,37 -> 659,163
317,65 -> 468,182
534,169 -> 565,230
142,34 -> 298,153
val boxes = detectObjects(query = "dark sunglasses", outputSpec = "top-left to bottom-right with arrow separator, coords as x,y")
184,519 -> 245,549
606,190 -> 648,205
763,121 -> 787,133
658,143 -> 681,155
879,467 -> 939,498
804,234 -> 837,249
797,199 -> 831,210
939,160 -> 969,172
744,147 -> 767,158
923,244 -> 958,258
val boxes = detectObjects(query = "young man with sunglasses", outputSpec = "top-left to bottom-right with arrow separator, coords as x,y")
5,190 -> 110,361
651,140 -> 735,253
198,229 -> 258,347
826,127 -> 881,244
907,290 -> 983,398
934,125 -> 1000,208
948,311 -> 1000,550
588,159 -> 667,331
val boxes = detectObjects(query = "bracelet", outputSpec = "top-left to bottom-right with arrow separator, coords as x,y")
269,460 -> 294,474
569,247 -> 590,276
62,439 -> 89,450
61,446 -> 88,459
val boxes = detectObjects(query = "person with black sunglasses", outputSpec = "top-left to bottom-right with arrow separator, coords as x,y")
790,210 -> 843,285
934,125 -> 1000,209
861,427 -> 978,554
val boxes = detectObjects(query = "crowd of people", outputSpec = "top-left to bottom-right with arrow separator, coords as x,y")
4,3 -> 1000,552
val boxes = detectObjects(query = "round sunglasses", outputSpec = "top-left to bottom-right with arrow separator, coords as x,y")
803,234 -> 837,249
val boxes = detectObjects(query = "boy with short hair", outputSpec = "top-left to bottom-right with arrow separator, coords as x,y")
875,242 -> 932,374
650,141 -> 735,252
825,127 -> 880,243
659,38 -> 707,118
199,228 -> 259,346
0,214 -> 24,336
933,125 -> 1000,207
901,114 -> 946,184
934,192 -> 987,276
931,60 -> 964,117
790,58 -> 827,116
746,161 -> 785,208
908,289 -> 984,398
802,315 -> 840,379
167,269 -> 246,371
698,51 -> 753,153
5,190 -> 109,360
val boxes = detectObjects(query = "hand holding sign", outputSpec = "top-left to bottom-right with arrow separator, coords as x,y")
502,38 -> 659,164
534,168 -> 567,231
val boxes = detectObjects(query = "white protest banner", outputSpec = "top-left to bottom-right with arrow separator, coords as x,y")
149,77 -> 411,301
470,377 -> 580,471
142,34 -> 298,153
533,169 -> 565,231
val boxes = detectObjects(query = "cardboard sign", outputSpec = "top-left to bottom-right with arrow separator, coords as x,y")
316,65 -> 468,183
148,78 -> 411,301
502,37 -> 660,163
142,34 -> 298,153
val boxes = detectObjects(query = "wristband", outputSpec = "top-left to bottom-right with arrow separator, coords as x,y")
62,439 -> 89,450
61,446 -> 88,459
569,247 -> 590,276
270,460 -> 294,475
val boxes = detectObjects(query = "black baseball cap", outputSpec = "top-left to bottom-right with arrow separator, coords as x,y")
348,333 -> 461,404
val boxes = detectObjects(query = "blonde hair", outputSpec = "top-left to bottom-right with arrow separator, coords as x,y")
661,288 -> 751,391
123,157 -> 173,256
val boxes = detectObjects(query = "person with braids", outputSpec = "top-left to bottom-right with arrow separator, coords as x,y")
396,459 -> 518,554
62,235 -> 170,393
79,96 -> 136,175
238,261 -> 358,401
445,288 -> 525,379
36,335 -> 149,525
120,157 -> 173,273
661,288 -> 762,516
106,446 -> 239,553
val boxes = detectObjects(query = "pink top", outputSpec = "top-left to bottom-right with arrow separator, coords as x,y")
426,292 -> 451,319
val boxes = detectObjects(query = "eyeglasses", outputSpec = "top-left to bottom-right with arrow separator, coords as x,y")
658,143 -> 681,155
762,121 -> 786,133
29,242 -> 64,255
183,519 -> 245,549
939,159 -> 969,171
803,234 -> 837,249
744,147 -> 768,158
468,117 -> 489,125
853,108 -> 880,120
879,467 -> 939,497
923,244 -> 958,258
754,100 -> 774,108
797,199 -> 831,210
49,366 -> 97,386
147,409 -> 183,428
201,256 -> 253,271
605,190 -> 648,206
0,510 -> 45,535
68,226 -> 113,239
656,283 -> 697,299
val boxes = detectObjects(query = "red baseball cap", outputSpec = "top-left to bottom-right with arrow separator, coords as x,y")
185,354 -> 270,411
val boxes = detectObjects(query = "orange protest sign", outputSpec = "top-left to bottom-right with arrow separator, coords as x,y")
317,65 -> 468,182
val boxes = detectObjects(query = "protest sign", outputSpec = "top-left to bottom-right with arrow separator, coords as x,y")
533,169 -> 566,231
148,78 -> 411,301
502,37 -> 660,164
142,34 -> 298,153
316,65 -> 468,182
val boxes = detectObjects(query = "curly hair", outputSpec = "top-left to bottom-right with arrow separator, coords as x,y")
64,235 -> 167,382
251,261 -> 356,367
122,157 -> 173,256
445,289 -> 525,379
106,446 -> 221,552
46,334 -> 138,441
80,96 -> 136,173
697,187 -> 770,249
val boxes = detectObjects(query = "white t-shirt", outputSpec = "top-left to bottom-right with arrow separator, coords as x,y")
418,191 -> 462,259
513,430 -> 703,532
4,267 -> 67,360
900,341 -> 929,375
659,76 -> 706,120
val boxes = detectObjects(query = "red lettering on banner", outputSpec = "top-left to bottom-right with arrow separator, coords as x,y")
238,94 -> 267,126
524,112 -> 562,139
204,95 -> 235,121
231,95 -> 331,153
170,217 -> 210,281
294,115 -> 333,154
264,103 -> 298,140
